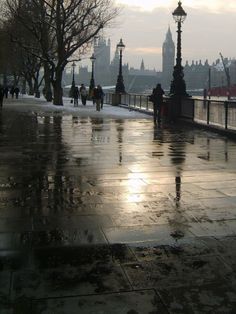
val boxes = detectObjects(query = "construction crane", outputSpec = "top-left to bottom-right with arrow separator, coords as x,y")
219,52 -> 231,99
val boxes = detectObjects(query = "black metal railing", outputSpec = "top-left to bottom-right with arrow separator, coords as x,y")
104,93 -> 236,131
192,98 -> 236,130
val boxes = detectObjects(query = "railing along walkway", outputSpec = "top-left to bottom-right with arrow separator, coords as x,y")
105,93 -> 236,134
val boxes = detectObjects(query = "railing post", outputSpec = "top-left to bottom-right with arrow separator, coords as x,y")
146,96 -> 148,110
225,101 -> 228,130
140,95 -> 142,109
207,100 -> 210,124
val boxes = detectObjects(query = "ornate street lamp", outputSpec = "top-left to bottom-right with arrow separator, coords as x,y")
115,38 -> 125,94
170,1 -> 188,97
89,53 -> 96,98
70,61 -> 76,99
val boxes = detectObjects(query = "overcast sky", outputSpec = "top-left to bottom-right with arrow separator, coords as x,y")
101,0 -> 236,71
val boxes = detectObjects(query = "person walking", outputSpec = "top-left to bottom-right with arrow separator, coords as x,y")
3,86 -> 8,98
73,86 -> 79,107
0,86 -> 4,107
14,87 -> 20,99
79,84 -> 87,106
150,83 -> 165,125
100,87 -> 105,109
10,86 -> 15,98
93,85 -> 104,112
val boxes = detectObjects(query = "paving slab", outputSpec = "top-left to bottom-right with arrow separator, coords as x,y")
32,290 -> 168,314
158,282 -> 236,314
11,263 -> 130,299
123,254 -> 232,290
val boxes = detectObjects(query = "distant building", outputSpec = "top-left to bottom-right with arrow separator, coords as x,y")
162,27 -> 175,89
62,31 -> 236,95
93,37 -> 111,85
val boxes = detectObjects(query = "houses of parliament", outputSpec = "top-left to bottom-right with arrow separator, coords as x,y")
71,28 -> 236,94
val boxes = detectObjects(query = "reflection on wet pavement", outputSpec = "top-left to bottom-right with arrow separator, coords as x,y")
1,108 -> 236,313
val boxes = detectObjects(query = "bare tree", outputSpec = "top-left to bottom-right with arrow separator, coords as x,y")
5,0 -> 119,105
0,15 -> 45,96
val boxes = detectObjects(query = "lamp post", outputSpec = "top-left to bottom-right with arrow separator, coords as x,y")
89,53 -> 96,98
115,38 -> 125,94
170,1 -> 188,97
70,61 -> 76,99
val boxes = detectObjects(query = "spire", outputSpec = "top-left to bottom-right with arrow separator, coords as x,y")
140,59 -> 145,71
166,25 -> 173,42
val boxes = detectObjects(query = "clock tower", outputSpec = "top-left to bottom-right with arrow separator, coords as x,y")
162,27 -> 175,89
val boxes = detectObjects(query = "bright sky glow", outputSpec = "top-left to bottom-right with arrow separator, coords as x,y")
105,0 -> 236,70
117,0 -> 172,11
116,0 -> 236,12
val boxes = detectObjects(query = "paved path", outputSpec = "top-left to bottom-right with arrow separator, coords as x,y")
1,96 -> 236,313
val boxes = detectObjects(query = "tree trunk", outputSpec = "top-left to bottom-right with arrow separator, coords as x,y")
33,78 -> 40,98
27,78 -> 34,95
43,62 -> 53,102
52,70 -> 63,105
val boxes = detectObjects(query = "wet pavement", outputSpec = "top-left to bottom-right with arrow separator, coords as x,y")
1,97 -> 236,313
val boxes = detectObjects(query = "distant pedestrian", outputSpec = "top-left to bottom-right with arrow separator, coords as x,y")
14,87 -> 20,99
3,86 -> 8,98
80,84 -> 87,106
10,86 -> 14,98
100,88 -> 105,109
93,85 -> 104,111
73,86 -> 79,107
0,86 -> 4,107
150,83 -> 165,125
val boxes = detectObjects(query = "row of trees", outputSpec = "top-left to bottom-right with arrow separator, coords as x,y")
0,0 -> 119,105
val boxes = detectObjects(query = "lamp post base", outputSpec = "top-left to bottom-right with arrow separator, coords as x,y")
112,93 -> 121,106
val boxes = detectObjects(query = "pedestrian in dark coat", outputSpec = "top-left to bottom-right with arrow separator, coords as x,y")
14,87 -> 20,99
10,87 -> 15,98
93,85 -> 104,111
0,86 -> 4,107
80,84 -> 87,106
3,86 -> 8,98
73,86 -> 79,107
151,83 -> 165,125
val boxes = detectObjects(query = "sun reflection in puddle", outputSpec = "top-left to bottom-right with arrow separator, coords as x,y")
123,176 -> 147,203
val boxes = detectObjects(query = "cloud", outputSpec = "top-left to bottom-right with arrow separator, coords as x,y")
127,47 -> 162,55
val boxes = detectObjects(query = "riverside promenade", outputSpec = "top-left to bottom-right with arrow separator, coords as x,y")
1,96 -> 236,313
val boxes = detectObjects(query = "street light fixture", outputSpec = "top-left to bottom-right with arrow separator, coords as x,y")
170,1 -> 188,97
89,53 -> 96,98
70,61 -> 76,99
115,38 -> 125,94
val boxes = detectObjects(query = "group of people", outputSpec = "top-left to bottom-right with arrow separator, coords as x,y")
0,80 -> 165,123
72,83 -> 104,112
72,84 -> 88,107
0,85 -> 20,107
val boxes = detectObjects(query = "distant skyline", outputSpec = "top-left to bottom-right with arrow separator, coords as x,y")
99,0 -> 236,71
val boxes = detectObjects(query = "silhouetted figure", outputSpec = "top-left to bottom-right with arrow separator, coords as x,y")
80,84 -> 87,106
73,86 -> 79,107
10,86 -> 15,98
151,83 -> 165,125
3,86 -> 8,98
93,85 -> 104,111
0,86 -> 4,107
14,87 -> 20,99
